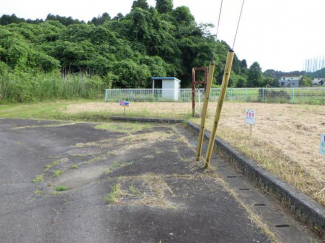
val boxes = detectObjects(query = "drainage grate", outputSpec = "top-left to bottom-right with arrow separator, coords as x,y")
254,203 -> 267,206
226,176 -> 237,178
239,188 -> 250,191
275,224 -> 290,228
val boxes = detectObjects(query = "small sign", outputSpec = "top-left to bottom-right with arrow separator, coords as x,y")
320,134 -> 325,156
245,109 -> 255,125
119,100 -> 130,107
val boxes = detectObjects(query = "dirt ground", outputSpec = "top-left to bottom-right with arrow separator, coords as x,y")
65,102 -> 325,205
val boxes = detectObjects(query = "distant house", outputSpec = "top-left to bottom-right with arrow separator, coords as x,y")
278,76 -> 302,87
312,78 -> 325,86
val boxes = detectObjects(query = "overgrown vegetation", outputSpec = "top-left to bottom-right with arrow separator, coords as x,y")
0,0 -> 259,104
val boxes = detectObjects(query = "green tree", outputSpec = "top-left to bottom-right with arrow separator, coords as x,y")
247,62 -> 263,87
132,0 -> 149,10
156,0 -> 173,14
300,76 -> 312,87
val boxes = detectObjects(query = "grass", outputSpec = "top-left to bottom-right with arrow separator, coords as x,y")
95,122 -> 152,133
104,184 -> 120,204
34,190 -> 42,195
32,175 -> 44,183
0,72 -> 104,103
70,165 -> 79,169
104,174 -> 176,209
44,160 -> 61,172
105,161 -> 134,175
53,170 -> 62,177
3,100 -> 325,206
56,186 -> 68,191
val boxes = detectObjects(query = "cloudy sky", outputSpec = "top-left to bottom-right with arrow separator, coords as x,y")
1,0 -> 324,72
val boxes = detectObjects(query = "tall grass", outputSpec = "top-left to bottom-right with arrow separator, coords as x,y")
0,71 -> 106,103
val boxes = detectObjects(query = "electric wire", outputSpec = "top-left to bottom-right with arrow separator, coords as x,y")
211,0 -> 224,61
232,0 -> 246,50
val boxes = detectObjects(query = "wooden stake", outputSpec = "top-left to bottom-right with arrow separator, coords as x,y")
204,50 -> 235,168
196,62 -> 216,161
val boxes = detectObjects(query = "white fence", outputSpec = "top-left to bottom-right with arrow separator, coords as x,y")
105,88 -> 325,105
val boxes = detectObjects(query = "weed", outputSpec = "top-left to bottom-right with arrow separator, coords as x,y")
70,165 -> 79,169
129,184 -> 140,195
34,190 -> 42,195
105,161 -> 134,175
170,146 -> 178,153
44,160 -> 61,172
32,175 -> 44,183
56,186 -> 68,191
155,148 -> 162,154
44,164 -> 53,172
95,122 -> 152,133
104,184 -> 120,204
53,170 -> 62,177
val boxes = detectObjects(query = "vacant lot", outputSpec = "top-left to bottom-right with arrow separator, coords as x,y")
64,102 -> 325,205
1,101 -> 324,206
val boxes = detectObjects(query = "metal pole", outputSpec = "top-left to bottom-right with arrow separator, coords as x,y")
204,50 -> 234,168
196,62 -> 216,161
198,89 -> 201,117
192,68 -> 196,117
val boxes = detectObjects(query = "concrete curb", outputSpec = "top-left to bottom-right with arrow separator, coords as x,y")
186,121 -> 325,238
109,116 -> 184,124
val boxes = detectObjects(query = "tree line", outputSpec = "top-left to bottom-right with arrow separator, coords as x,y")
0,0 -> 313,101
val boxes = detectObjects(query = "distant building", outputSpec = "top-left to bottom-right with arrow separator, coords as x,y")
278,76 -> 303,87
312,78 -> 325,86
151,77 -> 181,101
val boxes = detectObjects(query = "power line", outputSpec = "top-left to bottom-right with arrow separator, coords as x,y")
211,0 -> 224,61
232,0 -> 246,50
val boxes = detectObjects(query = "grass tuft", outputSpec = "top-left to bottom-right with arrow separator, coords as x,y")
32,175 -> 44,183
53,170 -> 62,177
56,186 -> 68,191
104,184 -> 120,204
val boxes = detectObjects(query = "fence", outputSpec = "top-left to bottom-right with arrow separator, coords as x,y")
105,88 -> 325,105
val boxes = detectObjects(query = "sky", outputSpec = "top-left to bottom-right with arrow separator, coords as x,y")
1,0 -> 325,72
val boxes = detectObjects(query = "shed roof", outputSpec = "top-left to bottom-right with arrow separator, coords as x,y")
151,77 -> 181,82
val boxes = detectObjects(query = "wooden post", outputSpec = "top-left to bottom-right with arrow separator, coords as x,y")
196,62 -> 215,161
204,50 -> 235,168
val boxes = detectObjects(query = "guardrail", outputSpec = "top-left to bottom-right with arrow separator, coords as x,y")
105,88 -> 325,105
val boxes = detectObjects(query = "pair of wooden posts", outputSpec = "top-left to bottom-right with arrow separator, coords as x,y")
196,50 -> 235,168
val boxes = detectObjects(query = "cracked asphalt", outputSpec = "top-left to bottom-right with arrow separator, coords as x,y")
0,118 -> 270,243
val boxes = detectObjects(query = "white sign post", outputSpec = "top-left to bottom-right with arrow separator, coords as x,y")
320,134 -> 325,156
245,109 -> 255,136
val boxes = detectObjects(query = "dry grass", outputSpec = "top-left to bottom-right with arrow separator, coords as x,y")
192,102 -> 325,206
64,102 -> 192,118
104,174 -> 178,209
66,101 -> 325,206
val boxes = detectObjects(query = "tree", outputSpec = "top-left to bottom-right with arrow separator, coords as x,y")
261,76 -> 278,87
132,0 -> 149,10
300,76 -> 312,87
247,62 -> 263,87
172,6 -> 194,26
156,0 -> 173,14
88,13 -> 111,26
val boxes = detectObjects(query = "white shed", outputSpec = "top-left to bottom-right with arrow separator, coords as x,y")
152,77 -> 181,101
